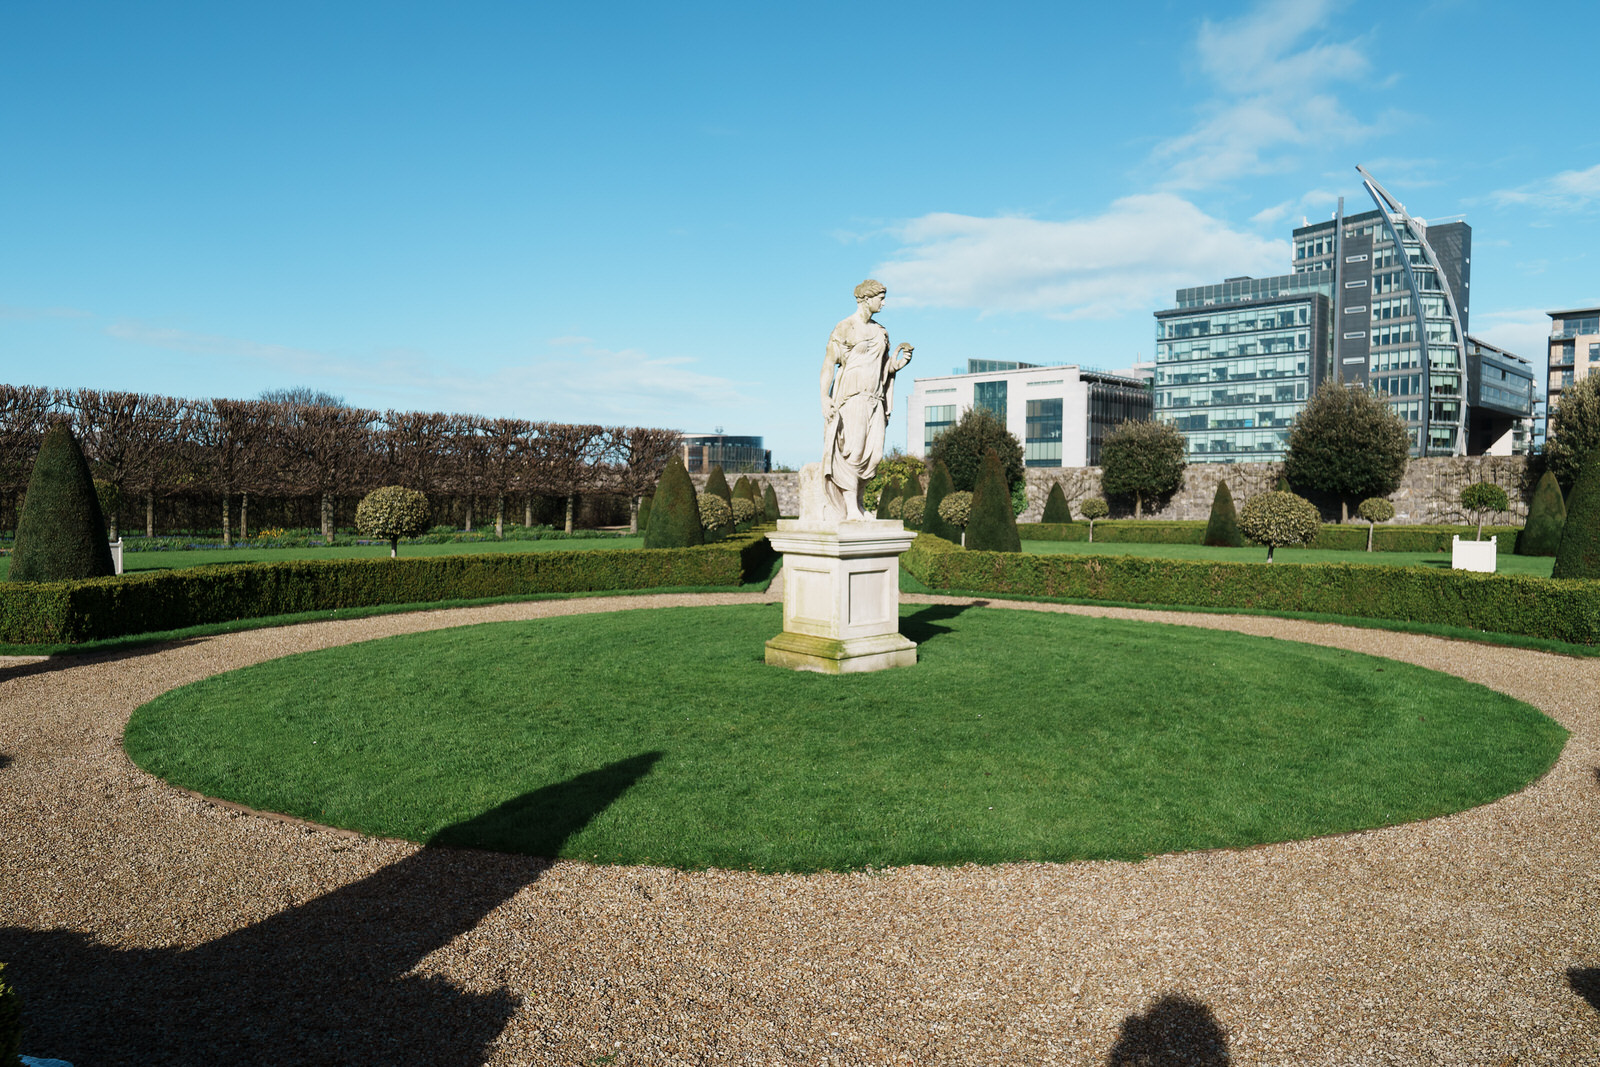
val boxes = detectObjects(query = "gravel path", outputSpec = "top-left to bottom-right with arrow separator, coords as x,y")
3,585 -> 1599,1066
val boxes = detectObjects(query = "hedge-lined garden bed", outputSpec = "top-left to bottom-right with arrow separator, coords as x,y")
0,530 -> 776,645
1017,520 -> 1522,553
904,534 -> 1600,645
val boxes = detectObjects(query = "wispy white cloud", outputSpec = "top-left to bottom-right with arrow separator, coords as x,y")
106,320 -> 328,368
1471,308 -> 1552,363
1490,163 -> 1600,211
1,303 -> 94,321
872,194 -> 1288,319
1151,0 -> 1374,189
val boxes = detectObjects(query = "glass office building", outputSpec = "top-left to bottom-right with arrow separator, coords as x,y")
680,433 -> 770,473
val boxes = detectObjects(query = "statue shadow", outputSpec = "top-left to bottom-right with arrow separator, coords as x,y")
1105,993 -> 1232,1066
0,752 -> 11,770
901,602 -> 985,646
0,751 -> 661,1067
1569,967 -> 1600,1013
0,637 -> 209,682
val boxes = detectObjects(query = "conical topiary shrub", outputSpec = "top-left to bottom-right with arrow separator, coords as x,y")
1041,481 -> 1072,523
1276,474 -> 1291,492
1552,448 -> 1600,579
763,483 -> 780,522
643,456 -> 705,549
903,470 -> 924,500
1516,470 -> 1566,556
1203,480 -> 1245,547
637,494 -> 653,534
732,475 -> 754,506
876,476 -> 901,519
965,449 -> 1022,552
8,421 -> 115,582
921,459 -> 961,544
705,465 -> 732,504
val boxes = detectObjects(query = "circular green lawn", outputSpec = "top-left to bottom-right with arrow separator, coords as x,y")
125,604 -> 1566,872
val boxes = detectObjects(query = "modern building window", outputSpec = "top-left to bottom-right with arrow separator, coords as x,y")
1345,305 -> 1367,314
973,380 -> 1007,423
923,405 -> 956,449
1345,279 -> 1368,288
1024,398 -> 1063,467
1344,331 -> 1366,339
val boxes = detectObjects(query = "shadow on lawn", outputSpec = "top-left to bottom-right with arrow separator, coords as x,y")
1105,993 -> 1232,1066
0,751 -> 661,1067
901,601 -> 986,646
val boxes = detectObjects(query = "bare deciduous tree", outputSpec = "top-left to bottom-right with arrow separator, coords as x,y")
605,426 -> 683,534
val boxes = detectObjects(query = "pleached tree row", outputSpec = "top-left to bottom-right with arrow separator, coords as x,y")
0,384 -> 681,540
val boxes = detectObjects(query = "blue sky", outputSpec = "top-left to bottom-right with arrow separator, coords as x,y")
3,0 -> 1596,467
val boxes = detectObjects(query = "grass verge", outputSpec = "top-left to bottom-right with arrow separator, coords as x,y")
125,604 -> 1565,872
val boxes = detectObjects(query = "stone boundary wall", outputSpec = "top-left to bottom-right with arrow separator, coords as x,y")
690,455 -> 1532,527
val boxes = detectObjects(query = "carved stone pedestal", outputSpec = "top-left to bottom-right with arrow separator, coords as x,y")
765,519 -> 917,674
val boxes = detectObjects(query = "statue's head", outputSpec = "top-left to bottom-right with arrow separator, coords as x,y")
853,278 -> 886,303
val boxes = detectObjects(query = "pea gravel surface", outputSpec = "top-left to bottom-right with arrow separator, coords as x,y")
3,584 -> 1599,1066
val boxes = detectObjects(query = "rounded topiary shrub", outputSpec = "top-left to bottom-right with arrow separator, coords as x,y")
1041,481 -> 1072,523
1516,470 -> 1565,557
644,456 -> 704,549
1238,490 -> 1322,562
355,485 -> 431,558
1202,480 -> 1244,547
1357,496 -> 1395,551
730,497 -> 756,526
901,494 -> 925,528
8,421 -> 115,582
698,492 -> 733,531
886,497 -> 904,519
1552,447 -> 1600,579
937,491 -> 973,529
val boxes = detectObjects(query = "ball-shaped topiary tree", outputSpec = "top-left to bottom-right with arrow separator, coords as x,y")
1282,383 -> 1410,523
1099,419 -> 1187,519
1041,481 -> 1072,523
927,407 -> 1023,494
1078,496 -> 1109,542
1516,470 -> 1565,557
936,491 -> 973,540
1357,496 -> 1395,552
901,494 -> 925,528
730,497 -> 756,526
1202,480 -> 1244,548
1552,447 -> 1600,579
8,421 -> 115,582
1459,481 -> 1509,541
886,497 -> 904,519
355,486 -> 432,558
644,456 -> 704,549
965,448 -> 1021,552
697,492 -> 733,532
1238,490 -> 1322,563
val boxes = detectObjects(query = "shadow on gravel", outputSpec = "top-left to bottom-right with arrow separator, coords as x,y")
0,751 -> 661,1067
0,637 -> 208,681
901,601 -> 986,646
1106,992 -> 1231,1066
1569,967 -> 1600,1013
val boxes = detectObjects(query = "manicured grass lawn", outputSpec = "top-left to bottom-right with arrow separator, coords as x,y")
125,604 -> 1565,872
0,535 -> 644,580
1023,539 -> 1557,578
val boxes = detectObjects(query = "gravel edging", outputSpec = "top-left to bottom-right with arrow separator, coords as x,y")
3,586 -> 1599,1065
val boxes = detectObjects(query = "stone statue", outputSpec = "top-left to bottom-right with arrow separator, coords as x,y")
819,279 -> 913,521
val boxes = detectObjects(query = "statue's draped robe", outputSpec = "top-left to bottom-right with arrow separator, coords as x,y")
822,317 -> 908,514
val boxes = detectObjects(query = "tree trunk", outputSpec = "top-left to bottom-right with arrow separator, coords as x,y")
1088,520 -> 1094,544
565,493 -> 575,534
107,509 -> 119,541
222,492 -> 232,546
240,492 -> 249,541
629,496 -> 639,535
321,494 -> 334,539
146,493 -> 154,538
1341,499 -> 1349,524
524,496 -> 533,527
1266,545 -> 1276,563
390,537 -> 398,559
1366,522 -> 1374,551
464,499 -> 473,532
495,496 -> 505,539
1477,516 -> 1484,541
1134,492 -> 1143,520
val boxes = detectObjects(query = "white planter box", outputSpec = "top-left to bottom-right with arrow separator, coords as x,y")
1451,535 -> 1497,573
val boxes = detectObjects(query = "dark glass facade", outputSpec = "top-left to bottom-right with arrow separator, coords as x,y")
973,380 -> 1007,423
681,434 -> 770,473
1025,398 -> 1063,467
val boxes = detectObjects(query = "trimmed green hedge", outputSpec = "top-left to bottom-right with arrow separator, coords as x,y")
903,534 -> 1600,645
1017,520 -> 1522,553
0,530 -> 778,645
